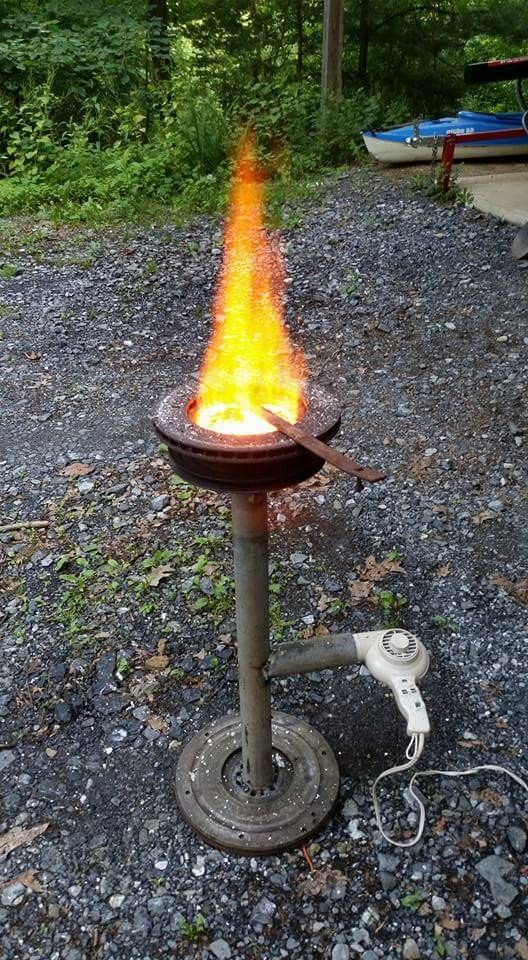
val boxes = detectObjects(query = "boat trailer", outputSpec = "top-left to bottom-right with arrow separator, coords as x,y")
408,56 -> 528,193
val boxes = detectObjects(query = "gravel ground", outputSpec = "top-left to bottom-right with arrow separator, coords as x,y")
1,170 -> 527,960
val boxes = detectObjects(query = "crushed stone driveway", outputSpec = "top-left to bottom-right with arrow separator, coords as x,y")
1,170 -> 527,960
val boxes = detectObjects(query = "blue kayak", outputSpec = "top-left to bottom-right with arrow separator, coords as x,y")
362,110 -> 528,163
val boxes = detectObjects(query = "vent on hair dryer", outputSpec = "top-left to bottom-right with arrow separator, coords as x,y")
380,629 -> 419,664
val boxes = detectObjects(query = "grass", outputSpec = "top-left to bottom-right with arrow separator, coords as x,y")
0,264 -> 18,279
0,158 -> 337,240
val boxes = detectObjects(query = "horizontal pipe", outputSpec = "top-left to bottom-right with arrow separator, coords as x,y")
264,632 -> 361,679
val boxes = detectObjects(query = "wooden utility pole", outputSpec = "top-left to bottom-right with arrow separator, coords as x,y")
321,0 -> 344,102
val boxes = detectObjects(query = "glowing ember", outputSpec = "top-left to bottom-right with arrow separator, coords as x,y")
193,135 -> 305,436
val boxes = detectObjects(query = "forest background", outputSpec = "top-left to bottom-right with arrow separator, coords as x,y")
1,0 -> 527,222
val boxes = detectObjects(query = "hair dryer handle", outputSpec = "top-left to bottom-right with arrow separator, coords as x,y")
390,676 -> 430,735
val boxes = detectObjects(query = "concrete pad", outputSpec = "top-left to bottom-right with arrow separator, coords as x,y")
384,159 -> 528,225
456,170 -> 528,226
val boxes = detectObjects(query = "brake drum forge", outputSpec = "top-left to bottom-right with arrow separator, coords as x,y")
154,137 -> 431,854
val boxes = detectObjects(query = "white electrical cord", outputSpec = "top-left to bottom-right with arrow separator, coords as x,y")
373,735 -> 528,848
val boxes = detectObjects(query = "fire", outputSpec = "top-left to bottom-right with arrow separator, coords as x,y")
192,136 -> 305,436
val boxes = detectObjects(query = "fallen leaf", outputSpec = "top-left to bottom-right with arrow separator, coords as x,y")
515,938 -> 528,959
146,564 -> 174,587
0,823 -> 49,859
316,592 -> 333,612
146,714 -> 169,734
431,817 -> 448,835
314,623 -> 330,637
60,461 -> 94,478
25,351 -> 41,362
348,554 -> 404,604
470,927 -> 486,942
129,675 -> 159,701
478,788 -> 502,807
433,563 -> 451,578
458,738 -> 486,749
471,509 -> 498,525
440,916 -> 459,931
297,866 -> 348,899
489,574 -> 528,607
19,869 -> 44,893
0,869 -> 43,893
361,554 -> 404,581
349,579 -> 372,604
409,455 -> 434,479
144,654 -> 170,671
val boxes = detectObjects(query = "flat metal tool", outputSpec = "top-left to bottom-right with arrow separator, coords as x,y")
260,406 -> 385,483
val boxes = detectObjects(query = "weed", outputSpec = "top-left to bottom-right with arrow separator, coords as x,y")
180,914 -> 206,941
386,548 -> 403,562
432,614 -> 458,633
340,269 -> 360,296
408,167 -> 471,206
55,561 -> 97,647
401,890 -> 425,910
270,598 -> 294,640
377,589 -> 407,628
169,474 -> 193,500
434,934 -> 447,957
144,259 -> 160,276
117,658 -> 133,677
268,562 -> 295,641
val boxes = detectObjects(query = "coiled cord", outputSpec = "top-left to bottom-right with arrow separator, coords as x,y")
372,736 -> 528,848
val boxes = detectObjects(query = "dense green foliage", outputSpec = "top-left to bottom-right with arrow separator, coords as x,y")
0,0 -> 527,221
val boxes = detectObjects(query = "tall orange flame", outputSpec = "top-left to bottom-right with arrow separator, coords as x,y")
193,136 -> 305,436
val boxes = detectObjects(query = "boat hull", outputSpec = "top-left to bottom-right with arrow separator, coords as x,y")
363,133 -> 528,164
362,111 -> 528,164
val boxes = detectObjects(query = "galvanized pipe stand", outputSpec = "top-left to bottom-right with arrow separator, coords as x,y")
231,492 -> 274,790
175,491 -> 340,854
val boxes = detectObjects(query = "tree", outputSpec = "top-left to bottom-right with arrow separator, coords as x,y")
147,0 -> 171,81
321,0 -> 344,101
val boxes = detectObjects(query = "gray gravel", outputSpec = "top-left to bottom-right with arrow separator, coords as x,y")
1,169 -> 527,959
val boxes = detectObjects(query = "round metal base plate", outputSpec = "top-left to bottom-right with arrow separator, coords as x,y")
175,711 -> 340,855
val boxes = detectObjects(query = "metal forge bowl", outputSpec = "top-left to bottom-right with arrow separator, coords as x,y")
153,382 -> 341,493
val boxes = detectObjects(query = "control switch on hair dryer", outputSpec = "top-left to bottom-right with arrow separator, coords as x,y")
390,676 -> 430,735
354,628 -> 431,737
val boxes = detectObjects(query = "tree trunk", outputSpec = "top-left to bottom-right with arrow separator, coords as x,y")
147,0 -> 171,82
358,0 -> 370,87
321,0 -> 344,103
296,0 -> 304,79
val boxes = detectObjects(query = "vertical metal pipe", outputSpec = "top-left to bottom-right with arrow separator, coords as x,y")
231,491 -> 274,790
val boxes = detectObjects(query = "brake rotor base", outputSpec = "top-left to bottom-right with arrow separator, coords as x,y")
175,711 -> 340,855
